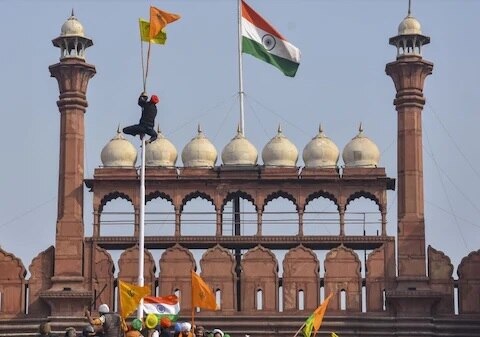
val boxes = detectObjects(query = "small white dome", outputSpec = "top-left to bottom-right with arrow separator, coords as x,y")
342,123 -> 380,168
61,12 -> 85,37
101,127 -> 137,167
221,126 -> 258,166
145,128 -> 177,167
181,125 -> 217,168
398,15 -> 422,35
262,125 -> 298,167
303,124 -> 339,168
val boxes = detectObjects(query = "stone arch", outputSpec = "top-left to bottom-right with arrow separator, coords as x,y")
324,245 -> 361,312
200,245 -> 236,312
221,191 -> 257,212
180,191 -> 215,213
283,245 -> 320,312
346,191 -> 381,211
28,246 -> 54,316
0,248 -> 26,317
146,191 -> 174,205
159,244 -> 196,313
118,245 -> 156,298
458,249 -> 480,314
304,191 -> 339,211
263,191 -> 298,212
99,191 -> 134,213
241,245 -> 278,312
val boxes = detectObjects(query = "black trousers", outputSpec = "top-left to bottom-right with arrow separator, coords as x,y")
123,124 -> 157,140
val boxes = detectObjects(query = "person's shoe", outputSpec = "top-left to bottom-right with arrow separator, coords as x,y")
139,134 -> 145,140
147,137 -> 157,143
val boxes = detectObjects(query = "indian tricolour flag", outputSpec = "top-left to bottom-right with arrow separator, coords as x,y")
143,295 -> 180,322
241,0 -> 301,77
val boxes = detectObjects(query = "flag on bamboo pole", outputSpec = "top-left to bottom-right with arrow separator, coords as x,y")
118,280 -> 151,319
139,18 -> 166,45
241,0 -> 300,77
143,295 -> 180,322
302,293 -> 333,337
149,6 -> 181,39
191,270 -> 218,310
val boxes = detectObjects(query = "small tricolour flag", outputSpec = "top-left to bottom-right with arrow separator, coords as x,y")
241,0 -> 300,77
143,295 -> 180,322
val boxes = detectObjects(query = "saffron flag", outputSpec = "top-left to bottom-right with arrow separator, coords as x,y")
302,293 -> 333,337
191,270 -> 218,310
241,0 -> 300,77
149,6 -> 181,39
139,18 -> 166,45
144,295 -> 180,322
118,280 -> 151,319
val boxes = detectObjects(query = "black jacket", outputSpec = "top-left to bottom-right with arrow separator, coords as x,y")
138,95 -> 157,128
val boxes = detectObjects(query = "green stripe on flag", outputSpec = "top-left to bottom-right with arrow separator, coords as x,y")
154,313 -> 179,322
242,37 -> 299,77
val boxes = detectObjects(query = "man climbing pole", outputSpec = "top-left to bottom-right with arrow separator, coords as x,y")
123,92 -> 159,143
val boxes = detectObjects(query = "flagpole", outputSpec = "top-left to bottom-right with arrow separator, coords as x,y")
237,0 -> 245,136
137,138 -> 146,319
292,321 -> 307,337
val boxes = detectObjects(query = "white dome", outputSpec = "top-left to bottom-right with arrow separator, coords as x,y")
398,15 -> 422,35
262,125 -> 298,167
145,128 -> 177,167
221,126 -> 258,166
101,128 -> 137,167
303,125 -> 339,168
61,12 -> 85,37
181,125 -> 217,168
342,124 -> 380,168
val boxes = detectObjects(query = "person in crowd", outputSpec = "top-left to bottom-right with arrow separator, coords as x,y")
159,317 -> 172,337
211,329 -> 224,337
123,92 -> 159,143
85,303 -> 123,337
194,325 -> 204,337
39,322 -> 58,337
64,327 -> 76,337
82,325 -> 96,337
126,318 -> 143,337
143,313 -> 159,337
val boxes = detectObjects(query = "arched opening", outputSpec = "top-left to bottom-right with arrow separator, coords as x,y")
100,198 -> 135,236
216,289 -> 222,309
345,196 -> 381,236
298,290 -> 305,310
181,196 -> 216,235
382,289 -> 386,311
222,196 -> 257,236
145,197 -> 175,236
263,197 -> 298,236
304,196 -> 339,235
256,289 -> 263,310
340,289 -> 346,310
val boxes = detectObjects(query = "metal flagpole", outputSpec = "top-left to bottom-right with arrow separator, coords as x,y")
137,137 -> 146,319
238,0 -> 245,136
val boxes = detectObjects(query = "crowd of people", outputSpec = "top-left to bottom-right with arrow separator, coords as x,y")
38,304 -> 230,337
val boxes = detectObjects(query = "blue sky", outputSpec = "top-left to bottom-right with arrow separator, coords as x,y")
1,0 -> 479,279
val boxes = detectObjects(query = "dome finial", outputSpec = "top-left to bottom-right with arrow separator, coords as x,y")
116,124 -> 121,134
197,124 -> 202,134
71,8 -> 75,17
408,0 -> 412,16
319,123 -> 324,134
358,122 -> 363,133
277,124 -> 282,134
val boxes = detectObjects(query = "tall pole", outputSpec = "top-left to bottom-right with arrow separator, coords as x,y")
137,138 -> 146,319
238,0 -> 245,135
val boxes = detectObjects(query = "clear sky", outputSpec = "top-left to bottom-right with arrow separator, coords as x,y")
1,0 -> 479,279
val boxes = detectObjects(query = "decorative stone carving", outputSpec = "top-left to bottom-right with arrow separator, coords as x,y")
283,245 -> 320,312
28,246 -> 54,316
241,245 -> 278,312
428,246 -> 454,314
200,245 -> 236,312
159,245 -> 196,312
324,245 -> 361,312
458,249 -> 480,314
0,248 -> 27,317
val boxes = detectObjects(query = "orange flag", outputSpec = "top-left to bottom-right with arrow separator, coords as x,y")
118,280 -> 151,319
312,293 -> 333,334
191,270 -> 218,310
149,6 -> 181,39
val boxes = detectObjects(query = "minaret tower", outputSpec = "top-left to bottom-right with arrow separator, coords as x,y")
40,11 -> 96,315
385,3 -> 440,315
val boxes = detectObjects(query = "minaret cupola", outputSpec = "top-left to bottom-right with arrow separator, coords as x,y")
52,10 -> 93,60
389,1 -> 429,58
